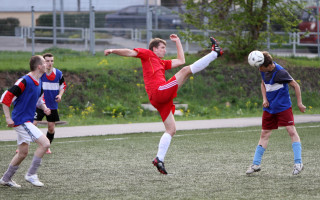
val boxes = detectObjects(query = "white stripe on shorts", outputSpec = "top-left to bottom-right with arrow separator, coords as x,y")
14,122 -> 43,145
158,80 -> 178,91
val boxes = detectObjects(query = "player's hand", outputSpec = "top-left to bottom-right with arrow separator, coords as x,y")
104,49 -> 113,56
262,99 -> 269,108
298,103 -> 306,113
6,118 -> 14,128
170,34 -> 180,42
44,108 -> 51,116
55,95 -> 62,103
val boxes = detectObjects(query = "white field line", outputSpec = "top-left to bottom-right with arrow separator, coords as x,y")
0,125 -> 319,148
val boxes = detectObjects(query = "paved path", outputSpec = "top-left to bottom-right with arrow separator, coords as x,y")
0,114 -> 319,141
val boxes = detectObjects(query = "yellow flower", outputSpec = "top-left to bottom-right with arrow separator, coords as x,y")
190,76 -> 194,80
98,59 -> 109,66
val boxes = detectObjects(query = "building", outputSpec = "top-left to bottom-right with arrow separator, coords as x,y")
0,0 -> 160,26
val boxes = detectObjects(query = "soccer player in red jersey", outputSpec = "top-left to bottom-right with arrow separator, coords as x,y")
104,34 -> 223,174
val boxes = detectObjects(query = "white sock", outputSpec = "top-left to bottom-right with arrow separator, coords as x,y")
156,132 -> 172,161
190,51 -> 218,74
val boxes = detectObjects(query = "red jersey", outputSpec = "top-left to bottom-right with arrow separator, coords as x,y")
134,48 -> 172,98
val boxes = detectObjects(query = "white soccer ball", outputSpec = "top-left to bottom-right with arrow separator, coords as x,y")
248,50 -> 264,67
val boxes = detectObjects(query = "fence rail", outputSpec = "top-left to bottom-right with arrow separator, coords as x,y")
2,26 -> 320,56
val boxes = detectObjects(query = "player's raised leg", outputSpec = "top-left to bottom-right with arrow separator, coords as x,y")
175,36 -> 224,88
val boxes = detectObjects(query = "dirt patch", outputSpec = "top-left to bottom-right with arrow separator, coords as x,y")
0,71 -> 84,90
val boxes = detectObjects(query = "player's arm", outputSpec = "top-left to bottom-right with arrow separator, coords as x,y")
104,49 -> 138,57
170,34 -> 185,68
289,80 -> 306,113
2,103 -> 14,127
261,80 -> 269,108
56,75 -> 66,102
0,78 -> 27,127
37,90 -> 51,116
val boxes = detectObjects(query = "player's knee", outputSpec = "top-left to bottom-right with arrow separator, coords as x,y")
261,130 -> 271,139
167,127 -> 176,136
43,142 -> 51,150
18,150 -> 28,159
48,128 -> 55,133
42,139 -> 51,149
181,66 -> 192,75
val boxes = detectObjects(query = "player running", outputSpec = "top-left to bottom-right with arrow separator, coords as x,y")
0,55 -> 51,188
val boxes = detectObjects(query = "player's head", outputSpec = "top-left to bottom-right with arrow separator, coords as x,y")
43,53 -> 54,69
258,51 -> 274,72
149,38 -> 167,51
149,38 -> 167,58
260,51 -> 273,68
29,55 -> 46,72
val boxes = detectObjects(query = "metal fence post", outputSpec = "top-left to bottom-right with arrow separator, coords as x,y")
60,0 -> 65,34
317,0 -> 320,57
23,27 -> 27,50
31,6 -> 35,56
53,0 -> 57,46
146,0 -> 152,48
89,5 -> 95,55
293,32 -> 296,56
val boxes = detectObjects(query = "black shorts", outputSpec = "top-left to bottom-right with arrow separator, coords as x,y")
34,108 -> 60,122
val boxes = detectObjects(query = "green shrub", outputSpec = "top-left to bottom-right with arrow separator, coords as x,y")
0,18 -> 20,36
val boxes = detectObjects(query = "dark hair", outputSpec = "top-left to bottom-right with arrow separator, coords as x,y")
29,55 -> 43,71
43,53 -> 53,59
261,51 -> 273,67
148,38 -> 166,51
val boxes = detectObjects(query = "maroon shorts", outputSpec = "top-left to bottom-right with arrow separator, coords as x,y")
262,107 -> 295,130
150,76 -> 178,122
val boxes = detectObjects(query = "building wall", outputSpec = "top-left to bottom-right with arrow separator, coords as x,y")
0,0 -> 159,12
0,0 -> 161,27
0,12 -> 50,27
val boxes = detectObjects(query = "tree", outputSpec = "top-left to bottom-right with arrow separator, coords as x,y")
180,0 -> 306,60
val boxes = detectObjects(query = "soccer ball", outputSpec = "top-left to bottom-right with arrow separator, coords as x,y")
248,50 -> 264,67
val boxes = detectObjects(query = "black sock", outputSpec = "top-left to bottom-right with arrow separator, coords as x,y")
47,131 -> 55,144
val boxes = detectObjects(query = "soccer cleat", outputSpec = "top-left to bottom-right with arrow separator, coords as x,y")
46,148 -> 52,154
210,36 -> 224,57
292,163 -> 304,175
246,164 -> 261,175
0,178 -> 21,188
25,174 -> 44,187
152,157 -> 168,175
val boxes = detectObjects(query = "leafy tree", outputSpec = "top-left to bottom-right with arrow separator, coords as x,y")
180,0 -> 306,60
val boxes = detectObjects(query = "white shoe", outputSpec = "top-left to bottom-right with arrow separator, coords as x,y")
292,163 -> 304,175
25,174 -> 44,187
246,164 -> 261,175
0,177 -> 21,188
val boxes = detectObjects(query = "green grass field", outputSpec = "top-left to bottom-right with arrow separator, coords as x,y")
0,122 -> 319,199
